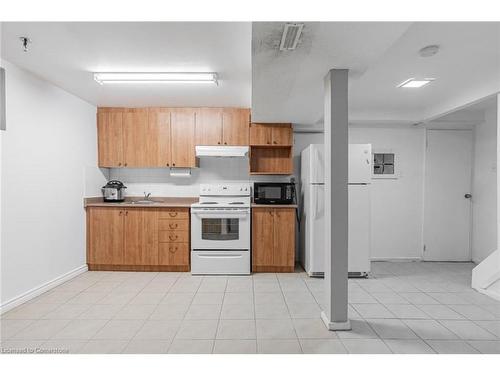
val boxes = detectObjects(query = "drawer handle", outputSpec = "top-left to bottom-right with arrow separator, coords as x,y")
169,223 -> 178,229
168,212 -> 178,217
169,234 -> 178,241
169,246 -> 178,253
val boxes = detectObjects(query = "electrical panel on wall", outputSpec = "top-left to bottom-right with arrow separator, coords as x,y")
372,151 -> 398,179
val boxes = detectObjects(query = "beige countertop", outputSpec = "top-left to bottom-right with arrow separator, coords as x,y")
84,196 -> 198,208
251,203 -> 298,208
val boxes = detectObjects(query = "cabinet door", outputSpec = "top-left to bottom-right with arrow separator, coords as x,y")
252,208 -> 275,268
171,108 -> 196,167
149,108 -> 172,167
196,108 -> 223,145
273,208 -> 295,268
250,123 -> 272,146
271,124 -> 293,146
88,208 -> 124,265
222,108 -> 250,145
123,209 -> 158,265
97,111 -> 124,167
123,109 -> 152,167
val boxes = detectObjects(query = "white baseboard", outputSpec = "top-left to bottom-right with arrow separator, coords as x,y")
370,257 -> 422,262
0,264 -> 88,314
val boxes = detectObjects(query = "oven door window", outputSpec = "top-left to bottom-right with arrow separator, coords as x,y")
201,218 -> 240,241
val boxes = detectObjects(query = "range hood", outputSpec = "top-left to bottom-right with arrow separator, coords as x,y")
195,145 -> 249,158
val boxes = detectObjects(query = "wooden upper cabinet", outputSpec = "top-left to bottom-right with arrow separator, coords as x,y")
170,108 -> 197,168
250,123 -> 293,146
123,109 -> 151,167
195,108 -> 223,145
222,108 -> 250,145
149,108 -> 172,167
271,124 -> 293,146
97,111 -> 124,167
123,209 -> 159,266
252,208 -> 275,267
273,208 -> 295,268
88,207 -> 124,265
249,123 -> 272,146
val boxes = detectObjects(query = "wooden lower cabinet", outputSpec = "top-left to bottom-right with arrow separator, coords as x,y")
87,207 -> 124,265
87,207 -> 190,271
252,207 -> 295,272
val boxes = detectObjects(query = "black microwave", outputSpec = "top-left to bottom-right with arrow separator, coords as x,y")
254,182 -> 295,205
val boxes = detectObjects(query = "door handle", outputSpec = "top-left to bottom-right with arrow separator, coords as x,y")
464,193 -> 472,199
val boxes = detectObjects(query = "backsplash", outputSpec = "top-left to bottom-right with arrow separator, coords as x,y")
108,158 -> 292,197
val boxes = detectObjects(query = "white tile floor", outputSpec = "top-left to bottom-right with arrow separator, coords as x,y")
1,261 -> 500,354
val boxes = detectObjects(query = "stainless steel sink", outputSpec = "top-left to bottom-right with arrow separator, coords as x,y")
130,200 -> 163,205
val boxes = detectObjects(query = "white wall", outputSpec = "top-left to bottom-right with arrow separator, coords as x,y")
0,60 -> 102,308
349,126 -> 425,260
472,106 -> 498,263
106,135 -> 320,197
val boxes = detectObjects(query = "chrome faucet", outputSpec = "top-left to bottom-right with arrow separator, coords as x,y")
144,192 -> 152,201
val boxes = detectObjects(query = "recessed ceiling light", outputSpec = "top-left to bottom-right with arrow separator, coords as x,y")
397,78 -> 435,88
93,72 -> 218,85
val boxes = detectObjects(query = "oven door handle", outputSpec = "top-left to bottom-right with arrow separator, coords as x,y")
196,254 -> 244,259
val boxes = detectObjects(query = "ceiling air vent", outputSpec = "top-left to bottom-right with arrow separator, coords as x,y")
279,23 -> 304,51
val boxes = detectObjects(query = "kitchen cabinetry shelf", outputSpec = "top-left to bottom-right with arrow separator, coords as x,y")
249,145 -> 293,175
248,123 -> 294,175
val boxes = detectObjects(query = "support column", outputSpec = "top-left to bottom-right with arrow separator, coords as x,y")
321,69 -> 350,331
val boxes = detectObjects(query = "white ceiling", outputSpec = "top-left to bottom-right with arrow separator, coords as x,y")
1,22 -> 499,125
1,22 -> 251,107
253,22 -> 500,125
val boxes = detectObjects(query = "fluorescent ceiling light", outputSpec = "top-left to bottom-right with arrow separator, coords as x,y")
398,78 -> 435,88
93,72 -> 218,85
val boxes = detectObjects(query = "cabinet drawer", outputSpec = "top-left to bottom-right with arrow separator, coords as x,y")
159,230 -> 189,243
158,209 -> 189,219
158,219 -> 189,231
158,243 -> 190,266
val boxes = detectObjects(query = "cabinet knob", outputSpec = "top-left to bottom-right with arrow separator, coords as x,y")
273,141 -> 277,144
218,141 -> 221,145
172,163 -> 176,167
125,211 -> 128,216
118,162 -> 122,166
267,141 -> 270,144
224,142 -> 227,145
119,211 -> 122,216
166,163 -> 170,167
124,163 -> 128,167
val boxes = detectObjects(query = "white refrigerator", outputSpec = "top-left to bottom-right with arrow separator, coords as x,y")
300,143 -> 372,277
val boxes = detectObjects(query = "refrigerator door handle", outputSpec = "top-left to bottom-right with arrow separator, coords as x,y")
312,187 -> 318,219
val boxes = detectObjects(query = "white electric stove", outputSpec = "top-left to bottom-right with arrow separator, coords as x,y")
190,183 -> 251,275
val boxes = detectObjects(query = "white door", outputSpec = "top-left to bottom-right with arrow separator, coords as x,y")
423,129 -> 473,261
